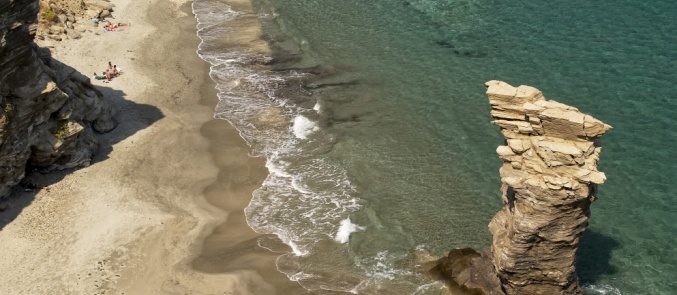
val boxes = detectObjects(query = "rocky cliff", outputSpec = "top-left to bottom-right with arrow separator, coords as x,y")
36,0 -> 117,41
0,0 -> 116,198
434,81 -> 611,295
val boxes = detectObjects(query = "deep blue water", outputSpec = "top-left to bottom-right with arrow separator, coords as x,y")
195,0 -> 677,294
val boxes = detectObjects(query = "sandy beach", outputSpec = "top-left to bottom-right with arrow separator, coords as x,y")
0,0 -> 303,294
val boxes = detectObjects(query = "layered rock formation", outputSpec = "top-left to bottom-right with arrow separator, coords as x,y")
0,0 -> 116,198
434,81 -> 611,295
36,0 -> 116,41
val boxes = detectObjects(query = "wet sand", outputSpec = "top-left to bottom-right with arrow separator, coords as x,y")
0,0 -> 305,294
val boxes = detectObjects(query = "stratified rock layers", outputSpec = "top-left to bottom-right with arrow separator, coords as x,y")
433,81 -> 610,295
486,80 -> 611,294
0,0 -> 116,198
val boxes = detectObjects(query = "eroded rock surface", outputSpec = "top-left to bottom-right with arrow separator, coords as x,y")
36,0 -> 117,41
434,81 -> 611,295
0,0 -> 116,198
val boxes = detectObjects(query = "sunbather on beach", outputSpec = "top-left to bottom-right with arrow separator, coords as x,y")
103,21 -> 130,32
104,24 -> 119,31
93,72 -> 106,80
112,65 -> 122,76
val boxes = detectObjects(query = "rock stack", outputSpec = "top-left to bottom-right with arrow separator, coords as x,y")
434,81 -> 611,295
0,0 -> 117,198
487,80 -> 610,294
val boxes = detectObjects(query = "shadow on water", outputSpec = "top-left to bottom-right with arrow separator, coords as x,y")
576,229 -> 620,284
0,68 -> 164,231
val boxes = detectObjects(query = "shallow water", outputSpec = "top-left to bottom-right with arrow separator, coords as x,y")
194,0 -> 677,294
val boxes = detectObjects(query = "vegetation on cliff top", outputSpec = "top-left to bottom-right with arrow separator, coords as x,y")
40,5 -> 57,23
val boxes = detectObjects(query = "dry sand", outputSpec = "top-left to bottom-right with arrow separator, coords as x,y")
0,0 -> 305,294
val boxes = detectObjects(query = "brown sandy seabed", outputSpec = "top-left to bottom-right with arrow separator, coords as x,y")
0,0 -> 308,294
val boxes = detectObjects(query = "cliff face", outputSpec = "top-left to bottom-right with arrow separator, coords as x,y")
0,0 -> 116,198
434,81 -> 610,295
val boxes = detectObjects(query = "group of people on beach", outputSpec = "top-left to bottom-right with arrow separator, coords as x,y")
94,61 -> 123,82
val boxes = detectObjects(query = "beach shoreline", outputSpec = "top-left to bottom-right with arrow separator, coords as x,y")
0,0 -> 299,294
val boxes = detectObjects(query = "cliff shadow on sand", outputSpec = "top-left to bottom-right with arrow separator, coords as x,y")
88,86 -> 164,165
1,0 -> 162,231
0,79 -> 163,231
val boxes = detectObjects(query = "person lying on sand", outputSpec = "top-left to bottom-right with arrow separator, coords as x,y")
104,22 -> 121,32
93,72 -> 107,80
104,22 -> 130,32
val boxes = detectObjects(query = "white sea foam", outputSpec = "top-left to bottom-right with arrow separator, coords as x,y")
334,218 -> 365,243
291,178 -> 312,194
194,1 -> 366,292
292,115 -> 319,139
356,251 -> 413,281
371,251 -> 401,280
410,282 -> 447,295
348,250 -> 419,294
288,272 -> 320,281
265,158 -> 292,178
583,284 -> 623,295
288,241 -> 308,256
313,101 -> 321,112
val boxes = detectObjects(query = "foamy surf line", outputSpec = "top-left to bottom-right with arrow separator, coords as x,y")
191,1 -> 368,289
583,284 -> 624,295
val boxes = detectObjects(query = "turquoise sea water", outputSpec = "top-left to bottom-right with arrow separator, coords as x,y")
194,0 -> 676,294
